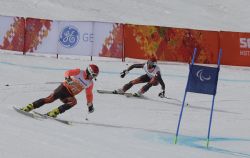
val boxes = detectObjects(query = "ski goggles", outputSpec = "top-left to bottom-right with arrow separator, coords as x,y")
87,68 -> 98,79
147,61 -> 157,68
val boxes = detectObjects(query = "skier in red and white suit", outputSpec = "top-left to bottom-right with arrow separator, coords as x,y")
20,64 -> 99,118
114,57 -> 166,97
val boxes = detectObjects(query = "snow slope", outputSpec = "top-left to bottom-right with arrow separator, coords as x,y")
0,52 -> 250,158
0,0 -> 250,158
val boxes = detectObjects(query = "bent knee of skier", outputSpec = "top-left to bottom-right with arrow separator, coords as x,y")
61,97 -> 77,106
149,78 -> 159,86
43,94 -> 57,104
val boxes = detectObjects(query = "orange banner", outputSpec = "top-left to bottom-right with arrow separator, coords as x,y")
220,31 -> 250,66
0,17 -> 25,52
124,24 -> 220,64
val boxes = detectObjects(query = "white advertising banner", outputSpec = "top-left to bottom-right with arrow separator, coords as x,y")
35,21 -> 59,54
19,17 -> 124,57
0,16 -> 14,45
57,21 -> 93,56
92,22 -> 115,56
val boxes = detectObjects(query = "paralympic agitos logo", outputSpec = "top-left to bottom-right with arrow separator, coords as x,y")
196,69 -> 211,82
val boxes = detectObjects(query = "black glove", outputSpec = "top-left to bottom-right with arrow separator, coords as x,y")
158,90 -> 165,98
65,77 -> 73,85
88,104 -> 94,113
120,70 -> 129,78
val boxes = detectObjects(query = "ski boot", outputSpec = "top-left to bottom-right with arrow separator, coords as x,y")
20,104 -> 34,112
46,108 -> 60,118
133,91 -> 143,97
113,88 -> 124,94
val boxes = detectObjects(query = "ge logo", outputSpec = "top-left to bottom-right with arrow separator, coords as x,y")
59,25 -> 80,48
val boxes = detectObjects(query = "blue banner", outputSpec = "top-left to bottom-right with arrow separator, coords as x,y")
186,65 -> 219,95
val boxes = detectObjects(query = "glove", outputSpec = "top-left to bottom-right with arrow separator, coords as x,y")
65,77 -> 73,85
158,90 -> 165,98
88,104 -> 94,113
120,70 -> 129,78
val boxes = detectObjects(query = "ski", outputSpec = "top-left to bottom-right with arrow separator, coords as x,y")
13,107 -> 71,124
124,93 -> 143,98
97,89 -> 133,96
33,111 -> 71,125
97,89 -> 189,106
98,89 -> 150,99
13,106 -> 41,119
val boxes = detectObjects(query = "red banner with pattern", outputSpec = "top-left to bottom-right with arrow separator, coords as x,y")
124,24 -> 220,64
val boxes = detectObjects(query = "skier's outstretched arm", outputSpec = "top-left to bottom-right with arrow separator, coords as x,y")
120,63 -> 144,78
